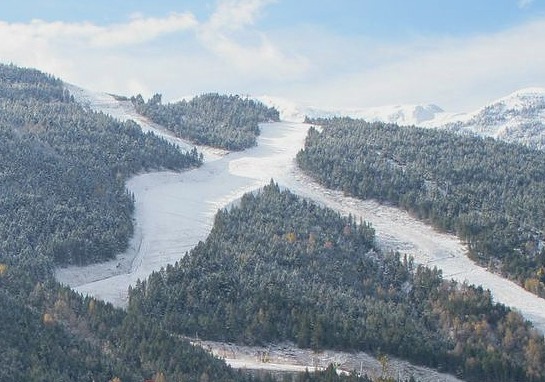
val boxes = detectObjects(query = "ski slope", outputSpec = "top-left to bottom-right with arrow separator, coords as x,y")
56,86 -> 545,331
56,87 -> 545,381
53,86 -> 545,380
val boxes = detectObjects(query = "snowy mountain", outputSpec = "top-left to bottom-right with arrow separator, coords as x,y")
256,95 -> 447,125
427,88 -> 545,149
349,103 -> 446,126
259,88 -> 545,150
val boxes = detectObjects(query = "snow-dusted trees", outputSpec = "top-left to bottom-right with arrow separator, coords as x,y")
0,65 -> 202,270
132,92 -> 280,150
129,182 -> 545,382
297,117 -> 545,297
0,63 -> 254,382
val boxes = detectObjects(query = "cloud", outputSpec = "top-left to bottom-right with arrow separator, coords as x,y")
90,13 -> 198,47
0,0 -> 308,96
207,0 -> 276,31
284,17 -> 545,112
196,0 -> 308,79
0,12 -> 197,49
0,13 -> 202,98
0,0 -> 544,113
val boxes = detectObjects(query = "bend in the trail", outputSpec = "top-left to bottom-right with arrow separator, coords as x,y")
56,86 -> 545,336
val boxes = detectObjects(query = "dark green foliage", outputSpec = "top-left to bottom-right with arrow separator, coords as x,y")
0,64 -> 247,382
132,92 -> 280,150
0,64 -> 201,269
297,117 -> 545,295
0,288 -> 138,382
0,64 -> 358,382
281,365 -> 375,382
130,183 -> 545,382
0,63 -> 69,102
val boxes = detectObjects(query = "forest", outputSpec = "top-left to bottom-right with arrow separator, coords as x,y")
131,92 -> 280,150
130,182 -> 545,382
0,65 -> 202,270
297,117 -> 545,297
3,61 -> 545,382
0,64 -> 241,381
0,64 -> 394,381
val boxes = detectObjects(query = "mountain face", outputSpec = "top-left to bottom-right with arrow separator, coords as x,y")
256,95 -> 446,125
436,88 -> 545,150
260,88 -> 545,150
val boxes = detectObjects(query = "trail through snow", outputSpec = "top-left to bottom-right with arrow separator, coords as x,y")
55,86 -> 545,379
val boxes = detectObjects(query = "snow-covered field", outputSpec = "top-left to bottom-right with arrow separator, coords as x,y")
55,86 -> 545,378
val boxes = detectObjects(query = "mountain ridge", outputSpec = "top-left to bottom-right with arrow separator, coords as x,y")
258,88 -> 545,149
437,87 -> 545,149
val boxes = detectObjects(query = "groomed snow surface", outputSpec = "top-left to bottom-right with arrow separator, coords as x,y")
56,87 -> 545,380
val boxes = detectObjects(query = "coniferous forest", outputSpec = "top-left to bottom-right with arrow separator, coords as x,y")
0,64 -> 202,270
131,92 -> 280,150
0,64 -> 245,381
297,117 -> 545,297
130,182 -> 545,382
0,64 -> 384,382
3,62 -> 545,382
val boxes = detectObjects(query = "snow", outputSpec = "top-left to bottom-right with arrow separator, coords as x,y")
420,87 -> 545,149
257,89 -> 545,150
195,340 -> 462,382
256,95 -> 449,126
65,84 -> 226,161
495,87 -> 545,110
55,86 -> 545,376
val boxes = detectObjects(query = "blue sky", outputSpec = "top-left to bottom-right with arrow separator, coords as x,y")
3,0 -> 541,37
1,0 -> 544,111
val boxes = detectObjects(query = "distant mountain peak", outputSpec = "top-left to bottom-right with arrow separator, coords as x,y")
359,103 -> 445,125
435,87 -> 545,149
255,95 -> 446,125
505,87 -> 545,97
488,87 -> 545,111
258,88 -> 545,150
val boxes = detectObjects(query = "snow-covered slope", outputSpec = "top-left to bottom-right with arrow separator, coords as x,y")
57,85 -> 545,336
55,85 -> 545,379
427,88 -> 545,149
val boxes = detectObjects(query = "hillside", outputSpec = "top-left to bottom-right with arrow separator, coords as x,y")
0,63 -> 393,382
3,62 -> 545,381
437,88 -> 545,150
130,182 -> 545,382
298,117 -> 545,297
0,65 -> 202,269
0,63 -> 246,381
132,92 -> 280,150
56,83 -> 545,380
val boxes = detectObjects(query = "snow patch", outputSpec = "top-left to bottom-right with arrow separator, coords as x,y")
195,340 -> 463,382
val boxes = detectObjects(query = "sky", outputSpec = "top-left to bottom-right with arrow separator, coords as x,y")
1,0 -> 545,112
